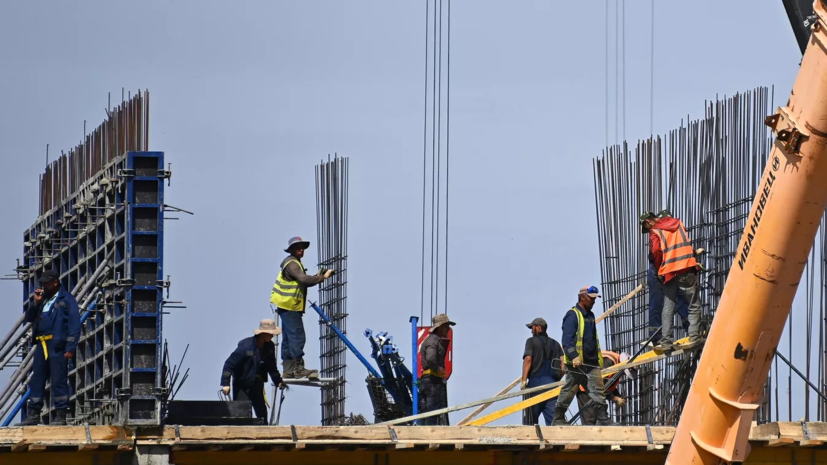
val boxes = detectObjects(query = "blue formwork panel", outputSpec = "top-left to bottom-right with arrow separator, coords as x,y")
19,151 -> 165,426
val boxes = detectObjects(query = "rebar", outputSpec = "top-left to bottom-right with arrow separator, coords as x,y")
593,87 -> 786,425
315,155 -> 349,426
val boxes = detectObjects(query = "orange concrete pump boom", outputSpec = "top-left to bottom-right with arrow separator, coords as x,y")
668,1 -> 827,463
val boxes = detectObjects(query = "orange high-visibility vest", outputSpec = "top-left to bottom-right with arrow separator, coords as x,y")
580,351 -> 621,393
654,221 -> 697,277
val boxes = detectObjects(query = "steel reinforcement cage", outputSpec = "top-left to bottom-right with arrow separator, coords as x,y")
592,87 -> 779,425
14,91 -> 168,426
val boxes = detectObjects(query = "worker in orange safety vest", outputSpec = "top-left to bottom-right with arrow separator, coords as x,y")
640,212 -> 704,350
575,350 -> 631,425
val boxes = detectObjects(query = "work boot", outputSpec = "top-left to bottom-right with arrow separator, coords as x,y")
15,408 -> 41,426
282,359 -> 298,379
653,340 -> 673,352
595,404 -> 613,426
551,406 -> 568,426
295,358 -> 319,379
51,409 -> 68,426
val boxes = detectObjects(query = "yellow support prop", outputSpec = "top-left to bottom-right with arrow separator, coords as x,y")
467,336 -> 692,426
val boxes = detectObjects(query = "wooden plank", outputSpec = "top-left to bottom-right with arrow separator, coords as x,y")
799,439 -> 824,447
767,438 -> 795,447
563,444 -> 580,452
238,445 -> 254,452
77,444 -> 99,451
11,441 -> 28,453
27,444 -> 47,452
468,337 -> 693,426
394,443 -> 415,450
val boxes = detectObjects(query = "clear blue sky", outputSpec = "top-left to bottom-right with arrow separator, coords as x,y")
0,1 -> 805,425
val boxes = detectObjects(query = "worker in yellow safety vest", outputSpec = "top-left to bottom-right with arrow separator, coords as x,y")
552,285 -> 612,426
270,236 -> 333,379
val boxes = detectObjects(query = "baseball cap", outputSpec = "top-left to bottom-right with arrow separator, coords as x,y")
38,270 -> 60,283
578,285 -> 601,298
526,317 -> 548,329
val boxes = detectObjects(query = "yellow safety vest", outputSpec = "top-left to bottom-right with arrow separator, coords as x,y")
563,306 -> 604,368
270,259 -> 306,311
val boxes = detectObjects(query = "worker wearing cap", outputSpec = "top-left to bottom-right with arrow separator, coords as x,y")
640,212 -> 704,350
270,236 -> 333,378
521,317 -> 564,426
418,314 -> 455,426
17,269 -> 80,426
576,350 -> 630,425
553,286 -> 612,426
221,319 -> 285,420
643,210 -> 691,346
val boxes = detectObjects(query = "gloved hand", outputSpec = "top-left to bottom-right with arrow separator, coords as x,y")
520,380 -> 528,390
614,396 -> 626,407
222,386 -> 230,395
572,356 -> 582,368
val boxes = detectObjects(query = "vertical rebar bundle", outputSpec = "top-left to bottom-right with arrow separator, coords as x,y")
315,155 -> 349,426
591,87 -> 808,425
39,90 -> 149,215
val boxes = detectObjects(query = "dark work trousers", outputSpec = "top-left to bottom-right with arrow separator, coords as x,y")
276,309 -> 306,361
556,366 -> 606,414
418,375 -> 448,425
648,263 -> 690,341
576,391 -> 612,425
234,378 -> 267,419
28,339 -> 70,412
525,359 -> 559,426
661,270 -> 703,345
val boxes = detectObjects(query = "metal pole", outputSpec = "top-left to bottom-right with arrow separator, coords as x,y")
410,316 -> 419,424
310,302 -> 381,380
2,389 -> 30,427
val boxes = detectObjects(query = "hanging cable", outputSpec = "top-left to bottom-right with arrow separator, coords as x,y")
614,0 -> 619,145
622,0 -> 626,143
420,0 -> 429,323
650,0 -> 655,136
605,0 -> 609,147
430,0 -> 437,318
444,0 -> 451,315
435,0 -> 443,317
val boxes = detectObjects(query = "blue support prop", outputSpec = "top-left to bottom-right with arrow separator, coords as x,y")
3,389 -> 30,427
409,316 -> 419,423
310,302 -> 382,380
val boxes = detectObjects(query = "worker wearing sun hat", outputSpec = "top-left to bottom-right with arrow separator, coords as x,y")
270,236 -> 333,379
552,285 -> 612,426
418,314 -> 455,425
221,319 -> 285,420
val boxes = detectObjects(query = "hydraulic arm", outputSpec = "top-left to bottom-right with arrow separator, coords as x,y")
668,1 -> 827,462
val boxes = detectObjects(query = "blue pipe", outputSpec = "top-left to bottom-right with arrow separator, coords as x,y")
3,389 -> 30,426
4,298 -> 97,426
409,316 -> 419,424
310,302 -> 382,380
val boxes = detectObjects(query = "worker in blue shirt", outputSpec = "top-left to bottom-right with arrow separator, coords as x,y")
17,269 -> 80,426
221,319 -> 284,420
552,285 -> 612,426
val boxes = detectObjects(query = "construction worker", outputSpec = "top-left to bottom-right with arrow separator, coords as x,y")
521,317 -> 564,426
419,313 -> 455,426
640,212 -> 704,350
221,319 -> 284,420
553,286 -> 612,426
270,236 -> 333,379
575,350 -> 631,425
644,210 -> 690,345
16,269 -> 80,426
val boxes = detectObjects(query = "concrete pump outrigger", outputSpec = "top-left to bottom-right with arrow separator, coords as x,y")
668,1 -> 827,462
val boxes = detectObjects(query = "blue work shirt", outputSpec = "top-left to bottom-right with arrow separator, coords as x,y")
561,303 -> 600,365
221,336 -> 283,388
24,288 -> 81,353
